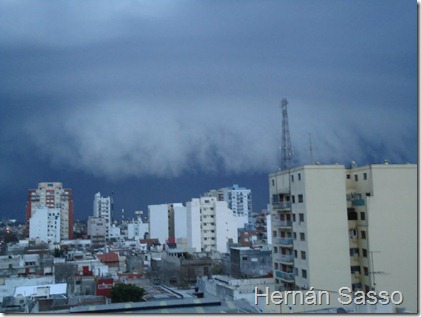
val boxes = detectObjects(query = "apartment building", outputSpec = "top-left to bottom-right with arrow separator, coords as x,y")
204,184 -> 252,228
29,207 -> 61,243
345,164 -> 417,312
93,192 -> 111,239
148,204 -> 170,245
270,165 -> 351,293
187,197 -> 238,253
26,182 -> 73,240
269,163 -> 417,312
87,216 -> 107,238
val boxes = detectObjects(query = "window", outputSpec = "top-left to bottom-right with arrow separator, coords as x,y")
363,173 -> 367,180
274,246 -> 278,253
360,212 -> 366,221
273,230 -> 277,237
299,213 -> 304,222
301,251 -> 306,260
291,175 -> 294,182
355,175 -> 358,181
292,195 -> 295,203
361,230 -> 366,239
302,269 -> 307,279
293,232 -> 297,240
292,214 -> 296,222
300,232 -> 305,241
347,174 -> 351,179
298,194 -> 303,203
294,250 -> 298,258
364,267 -> 369,276
272,179 -> 275,186
274,263 -> 279,270
362,249 -> 368,257
298,173 -> 301,181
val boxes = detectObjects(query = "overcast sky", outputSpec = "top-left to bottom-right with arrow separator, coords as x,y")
0,0 -> 417,221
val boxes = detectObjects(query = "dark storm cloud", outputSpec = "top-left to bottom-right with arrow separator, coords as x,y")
0,1 -> 417,218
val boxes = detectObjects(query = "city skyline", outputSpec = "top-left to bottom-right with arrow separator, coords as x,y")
0,0 -> 417,221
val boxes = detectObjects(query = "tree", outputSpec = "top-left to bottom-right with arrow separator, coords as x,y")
109,284 -> 145,303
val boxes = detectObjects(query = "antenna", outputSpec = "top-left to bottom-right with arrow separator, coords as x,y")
308,133 -> 313,163
280,98 -> 293,171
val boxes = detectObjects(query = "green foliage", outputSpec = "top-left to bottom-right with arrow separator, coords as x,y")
110,284 -> 145,303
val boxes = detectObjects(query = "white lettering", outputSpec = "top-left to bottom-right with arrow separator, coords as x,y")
378,290 -> 389,304
338,287 -> 352,305
271,291 -> 283,304
366,291 -> 377,305
254,287 -> 269,305
390,291 -> 403,305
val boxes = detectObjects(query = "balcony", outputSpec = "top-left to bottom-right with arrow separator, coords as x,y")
273,237 -> 294,247
272,219 -> 292,228
272,201 -> 292,210
273,253 -> 294,264
351,199 -> 365,206
275,270 -> 295,282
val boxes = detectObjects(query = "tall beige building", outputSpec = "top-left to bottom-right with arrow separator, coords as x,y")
26,182 -> 73,240
269,163 -> 417,312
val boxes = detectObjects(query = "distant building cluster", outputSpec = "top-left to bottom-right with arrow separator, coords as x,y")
1,162 -> 416,313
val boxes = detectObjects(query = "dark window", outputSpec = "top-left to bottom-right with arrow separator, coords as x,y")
364,267 -> 369,276
347,208 -> 358,220
361,230 -> 366,239
292,214 -> 296,222
363,173 -> 367,180
362,249 -> 368,257
298,173 -> 301,181
301,251 -> 306,260
298,194 -> 303,203
292,195 -> 295,204
272,179 -> 275,186
346,174 -> 351,179
355,175 -> 358,181
360,212 -> 366,221
294,250 -> 297,258
293,232 -> 297,240
302,269 -> 307,278
300,233 -> 305,241
291,175 -> 294,182
299,213 -> 304,222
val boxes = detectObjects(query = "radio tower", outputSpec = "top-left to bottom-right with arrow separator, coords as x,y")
281,98 -> 293,171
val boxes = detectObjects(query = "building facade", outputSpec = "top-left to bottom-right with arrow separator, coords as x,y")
93,192 -> 111,239
29,207 -> 61,243
186,197 -> 238,253
26,182 -> 73,240
269,163 -> 417,312
204,184 -> 252,229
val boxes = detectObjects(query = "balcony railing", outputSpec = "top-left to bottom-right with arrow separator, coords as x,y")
351,199 -> 365,206
272,201 -> 292,210
275,270 -> 295,282
273,253 -> 294,263
273,237 -> 293,246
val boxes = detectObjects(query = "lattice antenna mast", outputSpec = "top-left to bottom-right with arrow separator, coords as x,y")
281,98 -> 293,171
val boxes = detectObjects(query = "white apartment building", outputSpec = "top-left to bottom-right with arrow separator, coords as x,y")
127,211 -> 149,240
93,192 -> 111,239
204,184 -> 252,229
26,182 -> 73,240
29,207 -> 61,243
186,197 -> 238,253
87,216 -> 107,238
269,163 -> 417,313
148,204 -> 170,245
